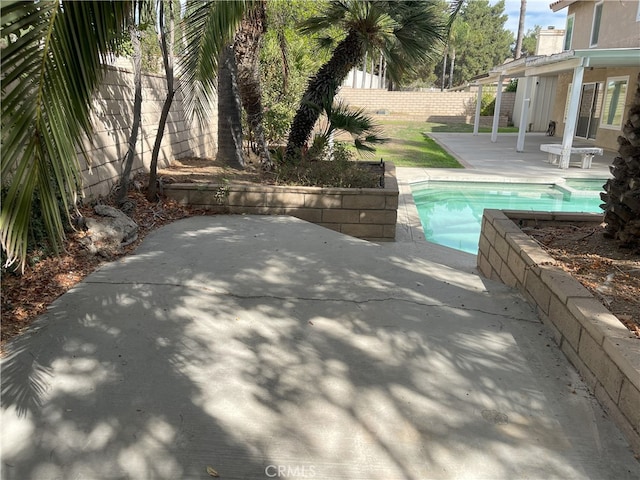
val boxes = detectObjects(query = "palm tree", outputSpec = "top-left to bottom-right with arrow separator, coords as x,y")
514,0 -> 526,60
447,17 -> 469,89
180,1 -> 247,127
234,0 -> 271,168
1,0 -> 248,270
1,1 -> 131,270
284,0 -> 459,161
602,72 -> 640,247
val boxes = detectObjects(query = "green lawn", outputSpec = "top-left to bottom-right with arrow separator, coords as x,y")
369,119 -> 518,168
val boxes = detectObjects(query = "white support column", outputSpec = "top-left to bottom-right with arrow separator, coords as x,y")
561,62 -> 585,168
516,77 -> 533,152
491,76 -> 504,143
473,84 -> 483,135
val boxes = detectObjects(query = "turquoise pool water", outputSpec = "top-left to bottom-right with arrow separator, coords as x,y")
411,181 -> 604,254
564,178 -> 608,191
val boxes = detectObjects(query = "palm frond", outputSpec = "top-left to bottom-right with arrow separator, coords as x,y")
180,0 -> 247,124
1,1 -> 131,270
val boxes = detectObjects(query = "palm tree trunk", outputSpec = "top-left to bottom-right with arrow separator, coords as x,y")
285,29 -> 365,161
234,1 -> 271,168
603,72 -> 640,246
118,23 -> 142,205
515,0 -> 526,59
217,43 -> 245,169
441,51 -> 447,91
448,48 -> 456,89
148,0 -> 175,201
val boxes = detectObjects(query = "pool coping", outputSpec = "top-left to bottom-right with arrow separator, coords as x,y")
477,209 -> 640,455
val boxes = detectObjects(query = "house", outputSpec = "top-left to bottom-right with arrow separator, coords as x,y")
473,0 -> 640,168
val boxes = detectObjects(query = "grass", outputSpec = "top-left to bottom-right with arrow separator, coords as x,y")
368,119 -> 518,168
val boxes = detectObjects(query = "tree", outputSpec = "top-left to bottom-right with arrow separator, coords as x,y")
118,4 -> 149,205
147,0 -> 176,201
520,26 -> 540,57
234,0 -> 271,168
180,1 -> 247,128
1,1 -> 131,270
285,0 -> 456,161
217,42 -> 246,169
602,72 -> 640,247
514,0 -> 526,59
449,0 -> 513,86
260,0 -> 327,145
446,17 -> 469,89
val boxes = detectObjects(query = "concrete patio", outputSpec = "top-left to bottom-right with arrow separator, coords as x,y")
2,133 -> 638,480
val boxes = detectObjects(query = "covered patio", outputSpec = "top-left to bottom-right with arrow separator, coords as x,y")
472,48 -> 640,168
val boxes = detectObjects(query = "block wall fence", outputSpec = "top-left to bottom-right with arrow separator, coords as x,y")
78,78 -> 515,200
79,65 -> 217,201
336,87 -> 516,125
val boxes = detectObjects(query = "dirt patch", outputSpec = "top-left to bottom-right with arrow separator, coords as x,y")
524,224 -> 640,338
157,156 -> 275,185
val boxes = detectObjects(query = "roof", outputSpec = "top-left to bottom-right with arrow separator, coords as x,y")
473,48 -> 640,85
549,0 -> 577,13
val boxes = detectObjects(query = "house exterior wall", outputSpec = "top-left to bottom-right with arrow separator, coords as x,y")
536,28 -> 565,55
565,0 -> 640,49
552,67 -> 640,151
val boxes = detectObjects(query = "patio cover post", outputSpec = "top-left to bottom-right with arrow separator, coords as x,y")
516,77 -> 533,152
491,76 -> 504,142
560,61 -> 586,168
473,84 -> 483,135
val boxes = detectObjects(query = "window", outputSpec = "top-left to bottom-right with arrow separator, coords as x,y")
637,1 -> 640,22
564,14 -> 575,50
590,2 -> 603,47
601,77 -> 628,129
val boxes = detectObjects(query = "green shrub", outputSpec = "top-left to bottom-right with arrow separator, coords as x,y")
274,142 -> 380,188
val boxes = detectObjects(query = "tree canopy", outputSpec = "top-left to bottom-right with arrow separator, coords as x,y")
447,0 -> 513,87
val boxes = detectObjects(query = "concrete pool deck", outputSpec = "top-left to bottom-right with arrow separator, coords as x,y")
394,132 -> 614,244
3,133 -> 639,479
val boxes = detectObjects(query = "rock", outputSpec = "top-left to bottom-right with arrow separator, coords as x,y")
82,205 -> 138,257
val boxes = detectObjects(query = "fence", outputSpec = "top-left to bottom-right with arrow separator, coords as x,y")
336,87 -> 516,125
79,65 -> 217,200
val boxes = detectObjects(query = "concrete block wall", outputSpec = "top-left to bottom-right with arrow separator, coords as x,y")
80,65 -> 217,201
336,87 -> 515,124
477,209 -> 640,454
163,165 -> 399,242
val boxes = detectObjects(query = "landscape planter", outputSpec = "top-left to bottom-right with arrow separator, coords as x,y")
477,209 -> 640,454
163,163 -> 399,242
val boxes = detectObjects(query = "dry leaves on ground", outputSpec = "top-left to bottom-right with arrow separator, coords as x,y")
1,186 -> 201,351
525,224 -> 640,338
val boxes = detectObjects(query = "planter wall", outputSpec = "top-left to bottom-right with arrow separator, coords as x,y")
163,164 -> 399,242
477,209 -> 640,454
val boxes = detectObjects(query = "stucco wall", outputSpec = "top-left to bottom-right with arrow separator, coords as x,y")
566,0 -> 640,49
552,67 -> 640,152
79,65 -> 217,201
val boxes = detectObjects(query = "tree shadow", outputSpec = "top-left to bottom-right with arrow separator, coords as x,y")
2,216 -> 637,479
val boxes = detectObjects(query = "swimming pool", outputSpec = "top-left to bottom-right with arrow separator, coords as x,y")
411,181 -> 605,254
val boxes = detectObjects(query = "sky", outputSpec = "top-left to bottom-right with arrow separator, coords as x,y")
497,0 -> 569,35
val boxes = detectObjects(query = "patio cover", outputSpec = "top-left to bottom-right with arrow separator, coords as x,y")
471,48 -> 640,168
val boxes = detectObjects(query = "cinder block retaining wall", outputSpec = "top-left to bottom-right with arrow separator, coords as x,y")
336,87 -> 515,124
80,65 -> 217,201
477,209 -> 640,454
164,164 -> 399,242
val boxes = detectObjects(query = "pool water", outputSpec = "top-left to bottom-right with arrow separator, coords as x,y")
564,178 -> 608,191
411,181 -> 604,254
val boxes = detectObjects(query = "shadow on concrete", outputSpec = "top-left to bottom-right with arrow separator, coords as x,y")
2,216 -> 638,479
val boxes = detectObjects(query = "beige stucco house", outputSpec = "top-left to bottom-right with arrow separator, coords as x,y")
474,0 -> 640,167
